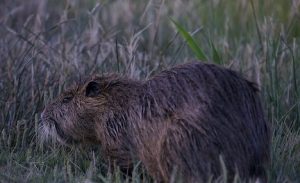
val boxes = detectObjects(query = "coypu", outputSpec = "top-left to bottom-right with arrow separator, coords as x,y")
40,62 -> 270,182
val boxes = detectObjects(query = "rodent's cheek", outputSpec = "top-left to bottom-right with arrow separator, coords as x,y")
63,106 -> 80,126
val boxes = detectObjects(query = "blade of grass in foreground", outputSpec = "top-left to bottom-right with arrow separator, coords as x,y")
209,37 -> 223,65
170,18 -> 207,61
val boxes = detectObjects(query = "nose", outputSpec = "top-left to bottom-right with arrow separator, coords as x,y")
41,111 -> 45,119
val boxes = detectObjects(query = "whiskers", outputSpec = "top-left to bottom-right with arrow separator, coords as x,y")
38,119 -> 60,145
38,118 -> 78,148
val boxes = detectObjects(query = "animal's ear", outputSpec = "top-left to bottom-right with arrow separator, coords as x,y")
85,81 -> 101,97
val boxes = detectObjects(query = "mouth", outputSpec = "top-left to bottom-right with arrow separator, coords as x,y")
40,117 -> 79,145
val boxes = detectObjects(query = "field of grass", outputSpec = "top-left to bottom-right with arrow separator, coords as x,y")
0,0 -> 299,182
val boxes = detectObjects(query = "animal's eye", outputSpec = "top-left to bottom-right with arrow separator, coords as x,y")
62,94 -> 74,103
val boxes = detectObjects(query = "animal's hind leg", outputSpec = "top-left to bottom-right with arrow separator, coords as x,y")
156,121 -> 216,183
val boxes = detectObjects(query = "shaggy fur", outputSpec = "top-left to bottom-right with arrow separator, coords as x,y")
41,62 -> 270,182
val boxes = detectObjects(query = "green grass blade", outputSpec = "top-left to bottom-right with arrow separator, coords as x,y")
170,18 -> 207,61
209,38 -> 222,65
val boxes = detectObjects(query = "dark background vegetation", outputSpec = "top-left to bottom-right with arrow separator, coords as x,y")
0,0 -> 299,182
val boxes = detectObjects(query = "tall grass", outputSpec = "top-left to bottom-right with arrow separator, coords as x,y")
0,0 -> 299,182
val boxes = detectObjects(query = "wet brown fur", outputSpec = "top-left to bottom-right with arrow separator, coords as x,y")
41,62 -> 271,182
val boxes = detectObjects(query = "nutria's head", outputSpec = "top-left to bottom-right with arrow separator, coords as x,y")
40,74 -> 129,145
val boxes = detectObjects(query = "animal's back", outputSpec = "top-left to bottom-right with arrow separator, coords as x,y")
143,62 -> 270,182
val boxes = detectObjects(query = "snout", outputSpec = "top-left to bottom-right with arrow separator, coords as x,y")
40,110 -> 45,119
